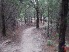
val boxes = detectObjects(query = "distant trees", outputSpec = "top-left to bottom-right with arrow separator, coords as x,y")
46,0 -> 60,37
59,0 -> 68,52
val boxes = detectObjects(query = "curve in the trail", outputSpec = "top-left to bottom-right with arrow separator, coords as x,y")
20,27 -> 45,52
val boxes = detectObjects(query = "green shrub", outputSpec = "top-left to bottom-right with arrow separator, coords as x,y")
47,40 -> 53,46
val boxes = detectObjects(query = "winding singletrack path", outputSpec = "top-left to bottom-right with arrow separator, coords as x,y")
20,27 -> 45,52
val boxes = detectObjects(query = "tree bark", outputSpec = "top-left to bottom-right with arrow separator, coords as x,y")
59,0 -> 68,52
1,0 -> 6,36
36,0 -> 39,28
47,6 -> 50,37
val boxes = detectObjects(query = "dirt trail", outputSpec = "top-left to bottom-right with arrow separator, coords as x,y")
20,27 -> 45,52
0,26 -> 56,52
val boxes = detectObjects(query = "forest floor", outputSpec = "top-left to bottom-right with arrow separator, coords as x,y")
0,22 -> 69,52
0,23 -> 59,52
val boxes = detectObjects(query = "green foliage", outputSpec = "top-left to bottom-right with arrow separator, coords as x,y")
56,33 -> 59,37
10,0 -> 61,22
47,40 -> 54,46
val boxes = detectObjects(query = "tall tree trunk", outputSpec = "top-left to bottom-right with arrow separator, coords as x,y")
1,0 -> 6,36
36,8 -> 39,28
59,0 -> 68,52
50,16 -> 53,37
47,6 -> 50,37
24,10 -> 27,24
56,18 -> 60,33
36,0 -> 39,28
